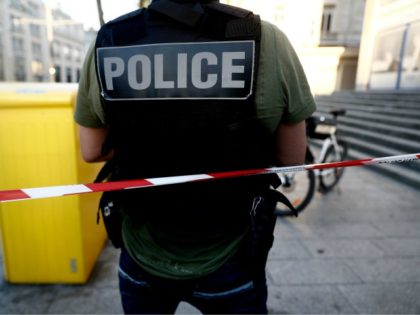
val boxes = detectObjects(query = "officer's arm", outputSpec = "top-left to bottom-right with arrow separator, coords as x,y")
78,125 -> 114,163
276,121 -> 307,166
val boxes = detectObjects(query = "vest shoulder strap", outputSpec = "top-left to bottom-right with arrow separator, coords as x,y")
206,1 -> 252,18
148,0 -> 205,27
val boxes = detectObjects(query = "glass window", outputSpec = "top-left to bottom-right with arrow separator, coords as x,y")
32,42 -> 42,59
54,65 -> 61,82
321,5 -> 336,34
10,14 -> 24,33
66,67 -> 72,82
12,37 -> 24,55
30,24 -> 41,37
63,46 -> 71,60
52,42 -> 61,58
14,56 -> 26,81
31,60 -> 43,81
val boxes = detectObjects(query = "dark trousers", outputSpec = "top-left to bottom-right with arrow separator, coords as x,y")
118,248 -> 268,314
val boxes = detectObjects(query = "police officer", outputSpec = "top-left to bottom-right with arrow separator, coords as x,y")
75,0 -> 316,313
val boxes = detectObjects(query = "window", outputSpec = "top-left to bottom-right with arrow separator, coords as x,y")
0,32 -> 3,80
54,65 -> 61,82
66,67 -> 72,82
274,4 -> 285,26
10,14 -> 24,33
31,60 -> 43,81
320,4 -> 337,42
52,42 -> 61,58
73,49 -> 82,62
63,45 -> 71,60
32,42 -> 42,59
0,37 -> 4,81
12,37 -> 24,55
28,2 -> 40,17
321,5 -> 335,34
30,24 -> 41,37
14,56 -> 26,81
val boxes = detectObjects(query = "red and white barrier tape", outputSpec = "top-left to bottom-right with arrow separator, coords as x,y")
1,153 -> 419,203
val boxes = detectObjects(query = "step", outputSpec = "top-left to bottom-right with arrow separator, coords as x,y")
316,95 -> 420,110
337,124 -> 420,153
316,99 -> 420,118
332,116 -> 420,141
341,136 -> 420,172
338,91 -> 420,102
346,147 -> 420,190
318,93 -> 420,108
315,107 -> 420,129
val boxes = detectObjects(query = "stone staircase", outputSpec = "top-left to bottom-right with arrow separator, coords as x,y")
313,91 -> 420,189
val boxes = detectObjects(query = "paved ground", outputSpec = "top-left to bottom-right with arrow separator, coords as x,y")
1,163 -> 420,314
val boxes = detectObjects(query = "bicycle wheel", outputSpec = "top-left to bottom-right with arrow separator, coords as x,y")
275,169 -> 316,217
319,140 -> 348,192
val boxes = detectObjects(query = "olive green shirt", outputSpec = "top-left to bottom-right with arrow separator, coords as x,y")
75,20 -> 316,279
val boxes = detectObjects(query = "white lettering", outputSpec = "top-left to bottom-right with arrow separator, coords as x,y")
191,52 -> 217,89
155,54 -> 175,89
127,55 -> 151,90
104,57 -> 125,90
177,53 -> 188,89
222,52 -> 245,88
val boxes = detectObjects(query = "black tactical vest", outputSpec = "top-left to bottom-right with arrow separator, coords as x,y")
94,0 -> 278,208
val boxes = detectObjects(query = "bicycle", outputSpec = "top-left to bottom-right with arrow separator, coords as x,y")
275,109 -> 348,216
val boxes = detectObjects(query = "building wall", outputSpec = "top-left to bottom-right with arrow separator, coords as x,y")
356,0 -> 420,91
0,0 -> 5,80
50,9 -> 85,83
223,0 -> 365,95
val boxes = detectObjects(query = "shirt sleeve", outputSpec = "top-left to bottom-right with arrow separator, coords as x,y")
256,21 -> 316,130
74,41 -> 107,128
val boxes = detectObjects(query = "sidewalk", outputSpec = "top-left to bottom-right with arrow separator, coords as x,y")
1,164 -> 420,314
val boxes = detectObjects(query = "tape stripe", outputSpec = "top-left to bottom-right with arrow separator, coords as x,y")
210,168 -> 269,179
0,189 -> 30,201
0,153 -> 419,203
85,179 -> 154,192
307,159 -> 373,170
22,185 -> 93,199
146,174 -> 213,185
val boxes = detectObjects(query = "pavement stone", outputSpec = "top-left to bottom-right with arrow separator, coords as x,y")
300,239 -> 385,258
267,259 -> 363,285
268,240 -> 312,260
267,285 -> 357,314
47,286 -> 123,314
345,257 -> 420,283
372,238 -> 420,256
338,283 -> 420,314
0,165 -> 419,314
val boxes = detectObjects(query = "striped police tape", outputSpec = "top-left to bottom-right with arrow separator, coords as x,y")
1,153 -> 419,203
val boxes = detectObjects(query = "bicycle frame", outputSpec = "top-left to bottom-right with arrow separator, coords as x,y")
313,131 -> 342,177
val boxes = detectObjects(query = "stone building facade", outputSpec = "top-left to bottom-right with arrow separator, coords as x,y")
223,0 -> 366,95
0,0 -> 84,83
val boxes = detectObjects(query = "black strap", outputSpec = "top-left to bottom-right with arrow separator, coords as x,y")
94,159 -> 116,183
148,0 -> 205,27
266,189 -> 298,217
225,15 -> 261,39
206,1 -> 252,18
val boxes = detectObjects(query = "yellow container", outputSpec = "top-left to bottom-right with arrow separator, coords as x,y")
0,83 -> 106,284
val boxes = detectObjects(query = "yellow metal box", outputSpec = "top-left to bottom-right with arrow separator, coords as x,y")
0,83 -> 106,284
